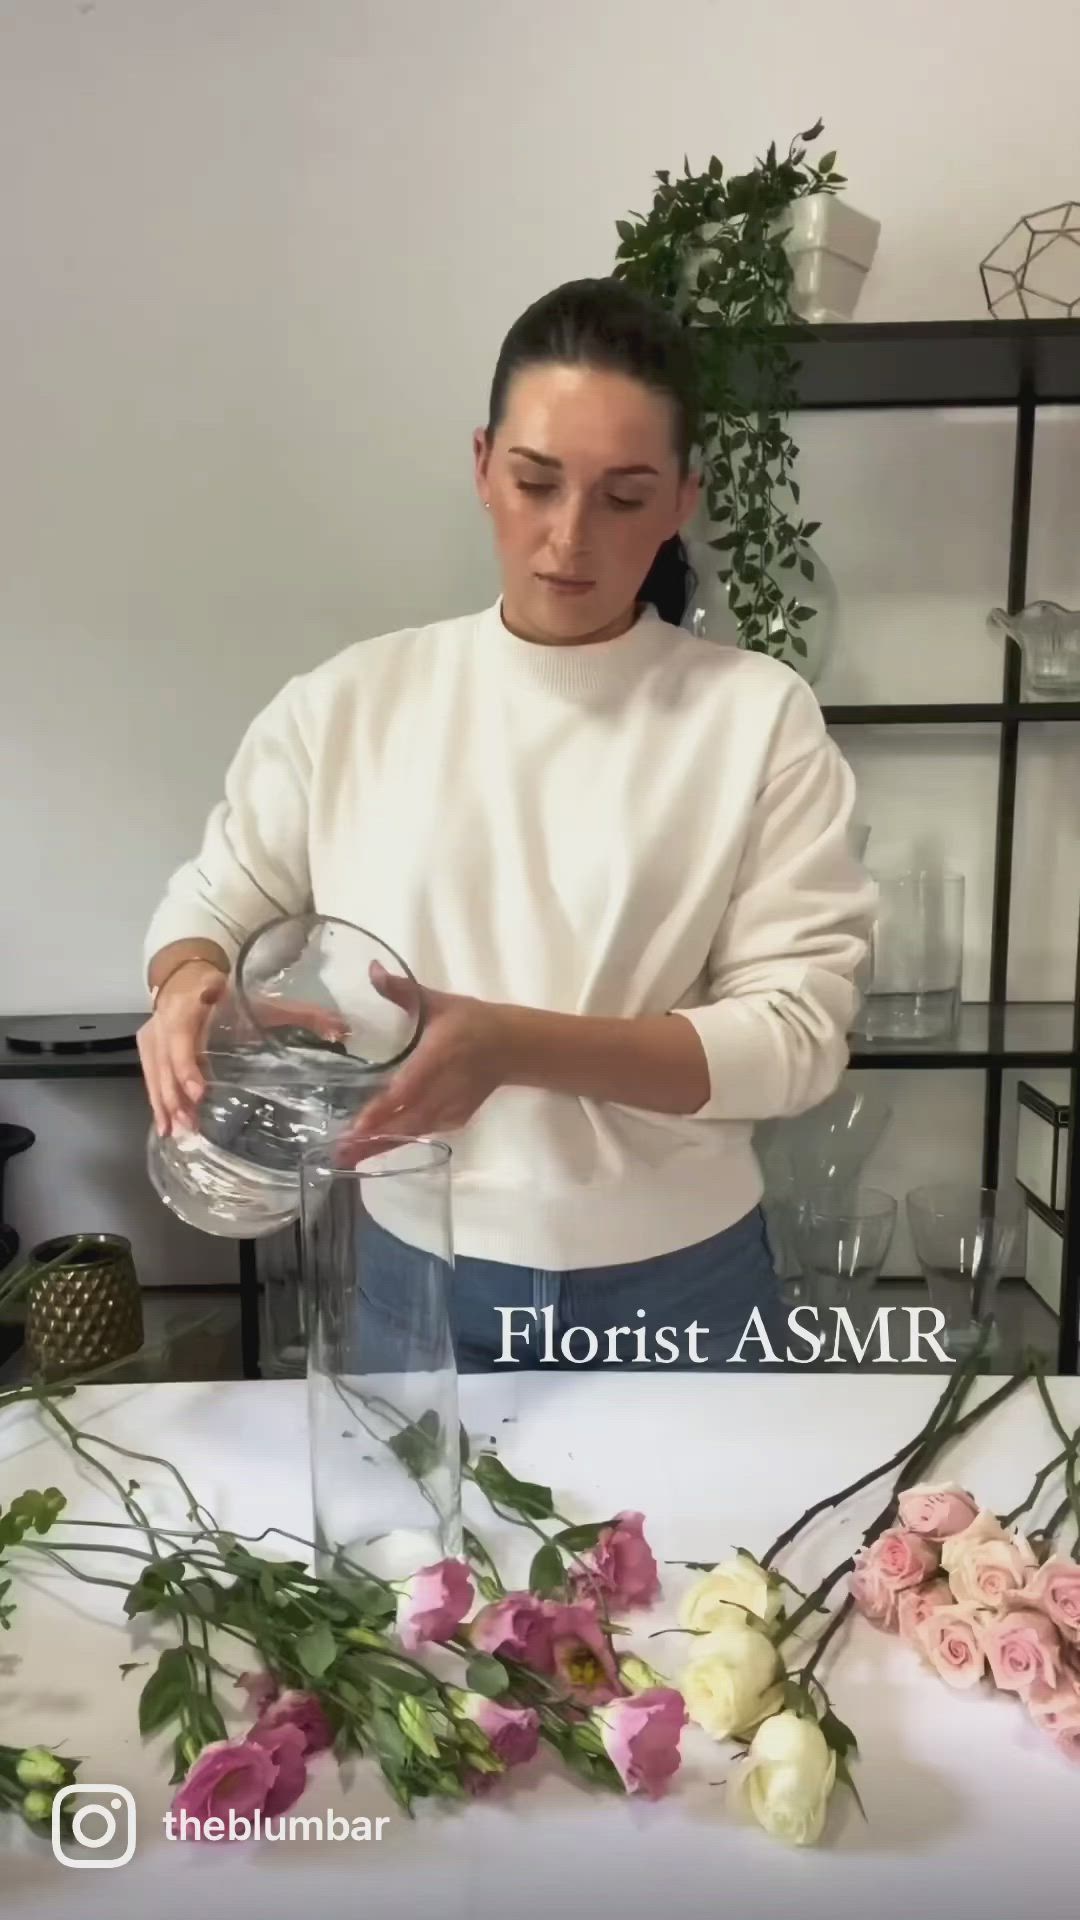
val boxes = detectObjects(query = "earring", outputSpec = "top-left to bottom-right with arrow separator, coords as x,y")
483,500 -> 491,511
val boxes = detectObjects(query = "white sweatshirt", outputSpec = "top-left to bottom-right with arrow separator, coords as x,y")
145,599 -> 875,1269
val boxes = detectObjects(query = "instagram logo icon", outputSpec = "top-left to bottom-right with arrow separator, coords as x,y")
52,1784 -> 136,1868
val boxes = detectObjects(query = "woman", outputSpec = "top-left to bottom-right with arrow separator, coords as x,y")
140,276 -> 875,1370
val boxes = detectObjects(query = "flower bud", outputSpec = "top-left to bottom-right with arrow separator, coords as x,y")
617,1655 -> 670,1695
16,1747 -> 69,1788
22,1789 -> 54,1824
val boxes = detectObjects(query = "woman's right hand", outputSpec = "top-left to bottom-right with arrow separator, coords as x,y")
138,961 -> 228,1138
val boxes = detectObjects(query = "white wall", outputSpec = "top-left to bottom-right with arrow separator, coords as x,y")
1,0 -> 1078,1283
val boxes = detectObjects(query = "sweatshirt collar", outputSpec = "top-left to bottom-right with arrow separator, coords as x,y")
477,597 -> 670,696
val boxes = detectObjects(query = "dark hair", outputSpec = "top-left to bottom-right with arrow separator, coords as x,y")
486,277 -> 700,626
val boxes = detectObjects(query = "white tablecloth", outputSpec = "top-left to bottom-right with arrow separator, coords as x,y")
2,1373 -> 1078,1918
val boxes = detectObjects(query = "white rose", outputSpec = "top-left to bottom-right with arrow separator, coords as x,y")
679,1555 -> 782,1632
939,1510 -> 1006,1573
735,1709 -> 837,1847
680,1616 -> 783,1740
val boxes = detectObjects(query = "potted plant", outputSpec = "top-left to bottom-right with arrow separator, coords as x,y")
613,122 -> 856,672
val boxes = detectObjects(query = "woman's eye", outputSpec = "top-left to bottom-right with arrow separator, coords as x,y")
608,496 -> 644,512
516,481 -> 555,496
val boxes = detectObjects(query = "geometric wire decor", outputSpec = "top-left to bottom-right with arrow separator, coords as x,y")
980,202 -> 1080,318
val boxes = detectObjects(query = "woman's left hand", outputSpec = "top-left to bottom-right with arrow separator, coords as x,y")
349,962 -> 515,1145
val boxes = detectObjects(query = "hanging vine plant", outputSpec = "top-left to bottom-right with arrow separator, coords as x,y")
612,122 -> 844,662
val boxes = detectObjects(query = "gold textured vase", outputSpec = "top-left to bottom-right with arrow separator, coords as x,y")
25,1234 -> 143,1378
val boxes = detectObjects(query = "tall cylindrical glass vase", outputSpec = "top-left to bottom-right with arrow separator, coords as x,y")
302,1138 -> 461,1586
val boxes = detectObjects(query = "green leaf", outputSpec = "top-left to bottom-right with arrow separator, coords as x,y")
398,1696 -> 441,1760
529,1542 -> 566,1596
118,1661 -> 145,1680
138,1648 -> 191,1737
818,151 -> 836,174
552,1521 -> 609,1553
372,1706 -> 410,1767
297,1619 -> 338,1679
471,1452 -> 554,1521
836,1751 -> 866,1820
387,1410 -> 443,1480
459,1423 -> 471,1469
616,219 -> 635,243
464,1654 -> 509,1699
819,1705 -> 858,1758
789,634 -> 808,658
366,1658 -> 437,1697
800,557 -> 815,582
800,119 -> 825,143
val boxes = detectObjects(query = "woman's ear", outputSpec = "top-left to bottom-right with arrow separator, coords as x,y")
472,427 -> 492,505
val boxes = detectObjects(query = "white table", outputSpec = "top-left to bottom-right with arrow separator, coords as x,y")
2,1373 -> 1078,1918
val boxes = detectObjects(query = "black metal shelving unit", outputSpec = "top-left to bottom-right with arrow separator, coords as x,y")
782,320 -> 1080,1373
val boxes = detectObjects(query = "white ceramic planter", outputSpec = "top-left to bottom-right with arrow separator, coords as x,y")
779,197 -> 881,323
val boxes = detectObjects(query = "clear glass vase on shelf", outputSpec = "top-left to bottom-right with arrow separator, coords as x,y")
147,914 -> 423,1239
852,867 -> 965,1044
906,1183 -> 1022,1360
304,1137 -> 461,1587
795,1187 -> 898,1340
757,1075 -> 893,1289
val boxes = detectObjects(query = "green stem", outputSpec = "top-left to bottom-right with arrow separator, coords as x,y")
798,1594 -> 853,1689
761,1369 -> 964,1568
1032,1367 -> 1080,1561
776,1367 -> 1031,1647
36,1392 -> 216,1533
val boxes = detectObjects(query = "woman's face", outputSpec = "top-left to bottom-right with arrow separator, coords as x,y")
474,363 -> 699,643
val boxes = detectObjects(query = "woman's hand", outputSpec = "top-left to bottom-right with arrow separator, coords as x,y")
138,961 -> 230,1137
349,963 -> 513,1145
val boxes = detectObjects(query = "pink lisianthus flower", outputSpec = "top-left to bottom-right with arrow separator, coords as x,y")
591,1688 -> 687,1798
897,1483 -> 979,1540
980,1608 -> 1063,1698
453,1692 -> 540,1767
253,1689 -> 334,1755
235,1669 -> 279,1716
245,1722 -> 309,1816
171,1725 -> 308,1835
545,1599 -> 622,1707
570,1511 -> 660,1610
396,1558 -> 474,1652
467,1592 -> 554,1673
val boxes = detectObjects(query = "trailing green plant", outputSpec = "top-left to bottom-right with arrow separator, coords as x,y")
612,121 -> 845,662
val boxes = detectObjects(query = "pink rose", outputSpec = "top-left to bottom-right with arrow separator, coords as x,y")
981,1608 -> 1062,1698
897,1579 -> 954,1645
468,1592 -> 554,1673
468,1697 -> 541,1767
171,1727 -> 307,1834
851,1560 -> 899,1632
940,1509 -> 1008,1571
235,1669 -> 279,1716
873,1527 -> 941,1590
897,1483 -> 979,1540
916,1605 -> 986,1689
593,1687 -> 687,1798
544,1599 -> 623,1706
1024,1558 -> 1080,1645
571,1511 -> 660,1610
1029,1675 -> 1080,1762
253,1689 -> 334,1755
396,1558 -> 474,1652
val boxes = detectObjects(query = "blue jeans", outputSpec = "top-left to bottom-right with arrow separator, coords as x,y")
355,1205 -> 787,1372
